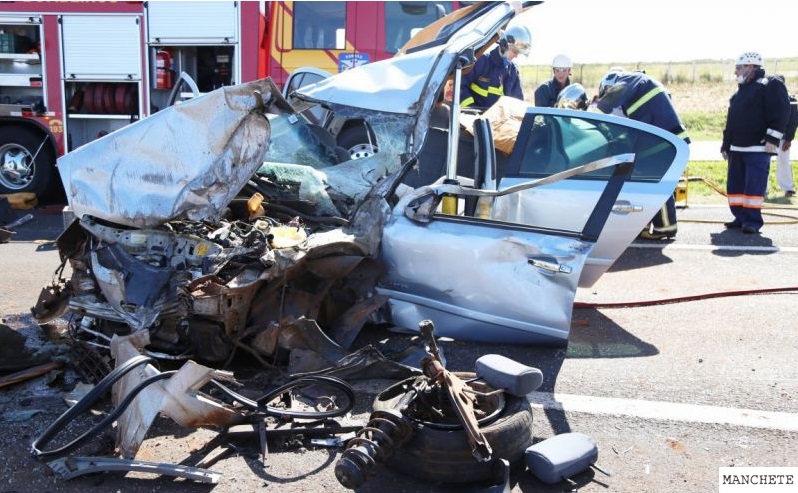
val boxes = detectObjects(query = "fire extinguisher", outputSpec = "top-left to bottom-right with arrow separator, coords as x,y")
155,49 -> 173,90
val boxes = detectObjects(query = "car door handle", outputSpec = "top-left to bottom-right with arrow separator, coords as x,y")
612,201 -> 643,214
528,257 -> 573,274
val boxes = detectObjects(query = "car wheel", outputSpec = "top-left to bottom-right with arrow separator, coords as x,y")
336,125 -> 378,160
0,127 -> 55,198
371,372 -> 534,483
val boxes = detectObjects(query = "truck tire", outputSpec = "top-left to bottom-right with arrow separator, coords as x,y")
336,125 -> 378,160
371,372 -> 534,484
0,126 -> 55,198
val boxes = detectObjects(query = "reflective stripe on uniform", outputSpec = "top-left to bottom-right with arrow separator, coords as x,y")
730,144 -> 766,152
461,96 -> 475,107
767,128 -> 784,140
469,82 -> 503,98
626,85 -> 665,116
727,193 -> 765,208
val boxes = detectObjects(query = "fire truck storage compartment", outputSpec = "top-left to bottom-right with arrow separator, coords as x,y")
146,1 -> 237,44
146,2 -> 238,112
60,15 -> 142,80
60,14 -> 143,151
0,16 -> 43,110
63,80 -> 140,151
148,45 -> 235,111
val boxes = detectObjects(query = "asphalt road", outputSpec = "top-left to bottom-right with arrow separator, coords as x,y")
1,203 -> 796,493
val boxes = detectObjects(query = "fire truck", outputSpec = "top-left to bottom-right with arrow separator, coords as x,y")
265,1 -> 470,87
0,1 -> 466,200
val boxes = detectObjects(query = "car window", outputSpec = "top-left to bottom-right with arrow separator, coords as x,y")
506,113 -> 677,183
293,1 -> 346,50
385,2 -> 452,54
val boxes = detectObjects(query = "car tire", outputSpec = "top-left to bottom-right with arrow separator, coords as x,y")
371,372 -> 534,483
336,125 -> 378,160
0,126 -> 55,198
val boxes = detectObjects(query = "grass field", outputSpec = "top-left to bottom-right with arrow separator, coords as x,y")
520,58 -> 798,141
516,60 -> 798,207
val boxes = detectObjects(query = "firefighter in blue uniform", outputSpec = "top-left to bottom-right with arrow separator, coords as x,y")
535,54 -> 572,107
595,69 -> 690,239
721,52 -> 790,233
460,25 -> 531,109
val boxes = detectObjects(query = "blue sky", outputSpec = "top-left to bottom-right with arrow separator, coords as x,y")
513,0 -> 796,66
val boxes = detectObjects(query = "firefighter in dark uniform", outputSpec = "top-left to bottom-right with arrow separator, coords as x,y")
535,54 -> 572,107
595,69 -> 690,239
460,25 -> 531,109
722,52 -> 790,233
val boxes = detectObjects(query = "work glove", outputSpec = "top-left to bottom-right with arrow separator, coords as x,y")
721,151 -> 728,161
782,140 -> 792,151
764,141 -> 779,154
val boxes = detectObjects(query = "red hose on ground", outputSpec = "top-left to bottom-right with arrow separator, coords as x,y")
574,286 -> 798,309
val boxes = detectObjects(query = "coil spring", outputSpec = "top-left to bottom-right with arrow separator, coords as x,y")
334,409 -> 414,489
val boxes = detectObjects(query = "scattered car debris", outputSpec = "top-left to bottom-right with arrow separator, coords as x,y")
32,330 -> 365,482
0,361 -> 63,389
335,320 -> 540,489
4,212 -> 33,229
0,320 -> 47,371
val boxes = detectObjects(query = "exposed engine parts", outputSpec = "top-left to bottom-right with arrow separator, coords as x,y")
33,207 -> 382,368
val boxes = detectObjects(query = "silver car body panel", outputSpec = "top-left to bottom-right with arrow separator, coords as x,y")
378,189 -> 592,344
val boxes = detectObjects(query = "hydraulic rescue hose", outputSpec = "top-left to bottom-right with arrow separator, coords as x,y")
678,175 -> 798,226
574,286 -> 798,309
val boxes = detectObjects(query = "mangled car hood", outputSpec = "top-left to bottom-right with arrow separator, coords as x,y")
58,79 -> 280,228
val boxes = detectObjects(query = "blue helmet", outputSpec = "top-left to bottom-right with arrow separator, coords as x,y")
598,69 -> 624,98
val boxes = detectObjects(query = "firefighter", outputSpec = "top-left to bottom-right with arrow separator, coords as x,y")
771,76 -> 797,198
535,54 -> 572,107
595,69 -> 690,239
721,52 -> 791,233
459,25 -> 531,109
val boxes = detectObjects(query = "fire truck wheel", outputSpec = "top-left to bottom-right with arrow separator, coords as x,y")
0,126 -> 55,198
336,125 -> 378,160
371,372 -> 534,483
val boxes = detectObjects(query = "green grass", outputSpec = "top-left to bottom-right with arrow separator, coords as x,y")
684,160 -> 798,205
522,57 -> 798,143
680,112 -> 726,141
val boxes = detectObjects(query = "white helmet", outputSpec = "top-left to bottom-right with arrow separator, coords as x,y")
736,52 -> 763,66
598,69 -> 624,98
552,54 -> 572,69
502,25 -> 532,56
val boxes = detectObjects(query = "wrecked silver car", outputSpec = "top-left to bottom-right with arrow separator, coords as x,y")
33,1 -> 688,366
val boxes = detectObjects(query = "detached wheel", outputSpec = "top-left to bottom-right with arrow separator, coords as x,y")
0,126 -> 55,197
372,372 -> 534,484
336,125 -> 378,160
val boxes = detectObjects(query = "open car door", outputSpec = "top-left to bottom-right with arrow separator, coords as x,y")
377,108 -> 687,345
377,118 -> 639,345
493,108 -> 689,287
